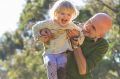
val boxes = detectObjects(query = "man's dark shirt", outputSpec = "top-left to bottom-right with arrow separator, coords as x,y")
66,37 -> 109,79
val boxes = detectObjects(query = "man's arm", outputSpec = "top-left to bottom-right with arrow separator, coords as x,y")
73,47 -> 86,75
66,28 -> 86,75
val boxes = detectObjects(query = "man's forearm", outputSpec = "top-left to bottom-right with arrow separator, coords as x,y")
73,47 -> 86,75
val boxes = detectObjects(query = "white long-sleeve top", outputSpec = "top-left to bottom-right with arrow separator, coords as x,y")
32,20 -> 84,54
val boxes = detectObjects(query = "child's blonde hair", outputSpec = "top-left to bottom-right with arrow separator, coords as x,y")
49,0 -> 79,20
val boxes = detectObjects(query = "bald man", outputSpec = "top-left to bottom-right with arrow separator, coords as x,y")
66,13 -> 112,79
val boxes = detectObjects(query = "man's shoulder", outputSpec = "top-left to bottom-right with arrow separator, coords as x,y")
83,37 -> 109,48
99,38 -> 109,46
94,38 -> 109,50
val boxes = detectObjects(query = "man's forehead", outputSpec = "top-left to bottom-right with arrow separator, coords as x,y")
90,13 -> 112,29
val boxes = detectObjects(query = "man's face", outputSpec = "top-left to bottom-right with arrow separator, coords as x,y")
83,20 -> 101,39
54,9 -> 74,27
83,13 -> 112,39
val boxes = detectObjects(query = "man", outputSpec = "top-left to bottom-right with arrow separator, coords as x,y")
66,13 -> 112,79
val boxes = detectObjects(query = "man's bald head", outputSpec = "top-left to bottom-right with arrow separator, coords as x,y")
90,13 -> 112,36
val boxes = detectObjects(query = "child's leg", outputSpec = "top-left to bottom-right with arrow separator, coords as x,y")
57,53 -> 67,79
43,54 -> 58,79
57,53 -> 67,68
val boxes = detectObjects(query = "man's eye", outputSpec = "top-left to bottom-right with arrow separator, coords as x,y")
92,25 -> 96,31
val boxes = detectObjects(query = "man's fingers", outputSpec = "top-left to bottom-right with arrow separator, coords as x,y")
41,35 -> 51,43
40,28 -> 52,36
67,29 -> 80,38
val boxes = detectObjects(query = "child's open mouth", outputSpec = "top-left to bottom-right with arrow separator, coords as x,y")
61,19 -> 68,24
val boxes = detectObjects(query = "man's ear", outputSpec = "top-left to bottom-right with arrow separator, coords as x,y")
99,33 -> 104,38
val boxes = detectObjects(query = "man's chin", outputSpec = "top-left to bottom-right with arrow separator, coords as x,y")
83,32 -> 89,36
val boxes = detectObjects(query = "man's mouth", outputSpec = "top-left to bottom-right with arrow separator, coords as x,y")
83,30 -> 90,34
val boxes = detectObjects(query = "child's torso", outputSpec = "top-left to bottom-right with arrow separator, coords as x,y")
40,20 -> 78,54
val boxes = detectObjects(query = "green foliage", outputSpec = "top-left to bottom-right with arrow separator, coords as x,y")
75,9 -> 92,22
91,59 -> 120,79
7,50 -> 46,79
19,0 -> 52,30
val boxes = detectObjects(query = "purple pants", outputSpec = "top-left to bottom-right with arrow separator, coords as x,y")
43,53 -> 67,79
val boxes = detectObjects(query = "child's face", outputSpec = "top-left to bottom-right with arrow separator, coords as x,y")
54,9 -> 75,27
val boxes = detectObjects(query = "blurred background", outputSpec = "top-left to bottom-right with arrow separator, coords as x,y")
0,0 -> 120,79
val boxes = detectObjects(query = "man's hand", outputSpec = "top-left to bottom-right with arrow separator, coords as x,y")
39,28 -> 53,43
67,29 -> 80,47
67,29 -> 80,38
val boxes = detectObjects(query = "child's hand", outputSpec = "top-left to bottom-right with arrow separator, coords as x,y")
39,28 -> 53,43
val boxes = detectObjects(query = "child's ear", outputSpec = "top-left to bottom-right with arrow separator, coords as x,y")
54,12 -> 58,19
